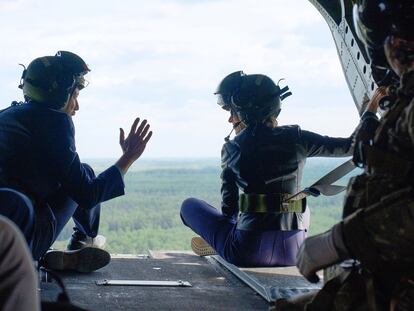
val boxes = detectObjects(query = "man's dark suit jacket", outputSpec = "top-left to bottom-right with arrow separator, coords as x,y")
0,102 -> 124,210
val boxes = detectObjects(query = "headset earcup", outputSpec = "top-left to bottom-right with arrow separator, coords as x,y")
56,71 -> 75,90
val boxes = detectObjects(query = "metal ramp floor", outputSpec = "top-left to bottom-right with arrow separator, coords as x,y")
40,251 -> 319,310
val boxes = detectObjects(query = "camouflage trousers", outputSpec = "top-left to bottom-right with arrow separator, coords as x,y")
274,178 -> 414,311
274,267 -> 414,311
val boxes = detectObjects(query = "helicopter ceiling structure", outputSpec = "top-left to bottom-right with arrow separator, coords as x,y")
308,0 -> 377,114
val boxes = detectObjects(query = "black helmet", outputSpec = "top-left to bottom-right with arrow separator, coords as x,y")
353,0 -> 414,71
215,71 -> 292,125
19,51 -> 90,109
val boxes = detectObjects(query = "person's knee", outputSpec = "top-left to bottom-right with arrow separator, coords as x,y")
180,197 -> 201,225
180,197 -> 200,215
0,216 -> 32,261
13,192 -> 34,223
0,188 -> 35,234
0,216 -> 22,246
0,216 -> 40,310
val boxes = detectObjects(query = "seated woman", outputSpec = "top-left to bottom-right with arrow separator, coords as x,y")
180,71 -> 356,267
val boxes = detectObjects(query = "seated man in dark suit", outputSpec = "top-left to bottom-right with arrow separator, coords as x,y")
0,51 -> 152,272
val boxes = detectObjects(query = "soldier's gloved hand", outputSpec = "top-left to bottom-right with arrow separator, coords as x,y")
296,223 -> 349,283
365,86 -> 387,113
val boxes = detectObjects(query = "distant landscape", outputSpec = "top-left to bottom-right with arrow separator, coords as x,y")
54,158 -> 361,254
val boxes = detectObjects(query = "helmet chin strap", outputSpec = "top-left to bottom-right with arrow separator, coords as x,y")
224,120 -> 243,142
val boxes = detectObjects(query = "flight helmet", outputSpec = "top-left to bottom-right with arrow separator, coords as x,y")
353,0 -> 414,70
20,51 -> 90,109
215,71 -> 292,125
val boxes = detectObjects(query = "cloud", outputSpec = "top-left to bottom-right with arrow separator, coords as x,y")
0,0 -> 33,11
0,0 -> 359,158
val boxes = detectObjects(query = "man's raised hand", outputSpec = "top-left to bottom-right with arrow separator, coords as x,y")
116,117 -> 153,175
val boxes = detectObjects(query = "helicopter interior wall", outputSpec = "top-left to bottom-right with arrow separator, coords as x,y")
315,0 -> 342,25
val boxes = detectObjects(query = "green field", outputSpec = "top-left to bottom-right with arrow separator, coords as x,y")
54,158 -> 361,253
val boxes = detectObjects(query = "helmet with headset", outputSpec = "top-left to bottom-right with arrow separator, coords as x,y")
19,51 -> 90,109
215,71 -> 292,125
353,0 -> 414,83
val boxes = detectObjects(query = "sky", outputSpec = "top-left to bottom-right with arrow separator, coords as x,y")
0,0 -> 360,159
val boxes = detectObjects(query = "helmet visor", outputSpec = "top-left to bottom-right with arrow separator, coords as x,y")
353,4 -> 385,49
354,4 -> 369,46
75,74 -> 89,90
353,4 -> 389,69
216,93 -> 231,111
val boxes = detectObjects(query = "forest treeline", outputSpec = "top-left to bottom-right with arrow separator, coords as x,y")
54,158 -> 360,253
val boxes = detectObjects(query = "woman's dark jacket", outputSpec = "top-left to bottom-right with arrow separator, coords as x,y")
221,124 -> 354,231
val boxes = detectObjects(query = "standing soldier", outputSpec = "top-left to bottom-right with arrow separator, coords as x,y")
276,0 -> 414,310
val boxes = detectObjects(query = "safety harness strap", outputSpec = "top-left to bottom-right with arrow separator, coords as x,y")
239,160 -> 357,214
286,159 -> 356,202
239,193 -> 305,213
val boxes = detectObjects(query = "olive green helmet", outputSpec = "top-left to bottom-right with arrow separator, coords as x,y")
353,0 -> 414,84
215,71 -> 292,125
19,51 -> 90,109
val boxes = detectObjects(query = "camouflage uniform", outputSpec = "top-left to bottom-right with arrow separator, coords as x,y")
341,70 -> 414,309
275,71 -> 414,311
303,70 -> 414,311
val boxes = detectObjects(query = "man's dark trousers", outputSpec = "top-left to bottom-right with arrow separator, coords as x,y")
0,164 -> 101,260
